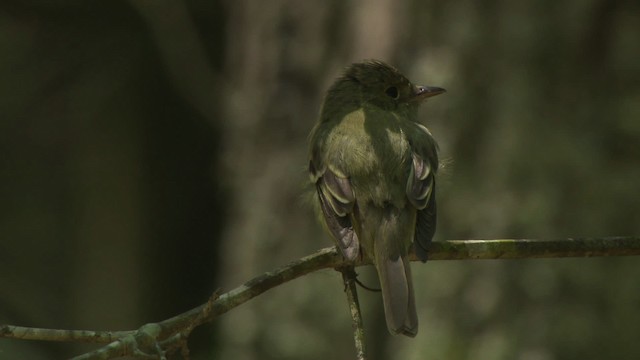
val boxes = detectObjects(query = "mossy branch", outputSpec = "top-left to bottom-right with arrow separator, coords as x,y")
1,237 -> 639,359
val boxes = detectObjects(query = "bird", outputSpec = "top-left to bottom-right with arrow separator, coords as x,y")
308,60 -> 444,337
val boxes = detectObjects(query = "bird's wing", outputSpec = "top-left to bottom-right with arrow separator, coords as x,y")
309,154 -> 359,261
414,182 -> 436,262
406,142 -> 437,262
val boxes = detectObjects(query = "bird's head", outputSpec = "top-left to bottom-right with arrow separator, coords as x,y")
327,60 -> 445,112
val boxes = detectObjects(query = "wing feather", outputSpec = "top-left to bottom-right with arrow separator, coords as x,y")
406,152 -> 437,262
310,157 -> 359,261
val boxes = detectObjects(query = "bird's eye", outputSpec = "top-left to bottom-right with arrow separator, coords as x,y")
385,86 -> 399,99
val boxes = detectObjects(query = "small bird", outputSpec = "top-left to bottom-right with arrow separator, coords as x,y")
308,60 -> 444,337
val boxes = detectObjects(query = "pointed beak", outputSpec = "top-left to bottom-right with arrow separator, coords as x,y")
412,85 -> 446,101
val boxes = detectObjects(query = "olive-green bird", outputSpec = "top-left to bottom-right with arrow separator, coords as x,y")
308,60 -> 444,337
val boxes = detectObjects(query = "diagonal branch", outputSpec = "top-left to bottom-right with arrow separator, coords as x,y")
1,237 -> 639,359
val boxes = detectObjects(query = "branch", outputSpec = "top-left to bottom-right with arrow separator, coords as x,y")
339,267 -> 367,360
422,237 -> 640,260
1,237 -> 639,359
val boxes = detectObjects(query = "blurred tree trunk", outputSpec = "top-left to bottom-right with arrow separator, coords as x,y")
0,1 -> 225,357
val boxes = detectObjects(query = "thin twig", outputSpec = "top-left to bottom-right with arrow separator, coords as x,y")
339,266 -> 367,360
0,326 -> 133,343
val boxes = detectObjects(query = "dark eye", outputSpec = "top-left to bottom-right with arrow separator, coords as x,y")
385,86 -> 399,99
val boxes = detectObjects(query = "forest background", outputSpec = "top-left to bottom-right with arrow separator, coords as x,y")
1,1 -> 639,359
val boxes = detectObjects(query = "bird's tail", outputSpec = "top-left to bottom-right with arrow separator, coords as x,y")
374,249 -> 418,337
371,213 -> 419,337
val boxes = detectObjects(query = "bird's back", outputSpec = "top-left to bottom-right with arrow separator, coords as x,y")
320,106 -> 413,209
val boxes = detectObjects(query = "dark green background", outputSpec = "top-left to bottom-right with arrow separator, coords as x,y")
1,1 -> 639,359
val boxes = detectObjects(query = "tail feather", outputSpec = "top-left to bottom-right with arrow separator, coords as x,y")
375,252 -> 418,337
357,205 -> 419,336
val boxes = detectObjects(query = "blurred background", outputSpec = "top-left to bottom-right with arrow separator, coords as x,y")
1,0 -> 640,359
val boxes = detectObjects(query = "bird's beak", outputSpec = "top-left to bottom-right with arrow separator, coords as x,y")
412,85 -> 446,101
